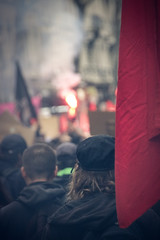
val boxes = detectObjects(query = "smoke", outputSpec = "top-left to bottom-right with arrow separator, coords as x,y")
15,0 -> 83,90
0,0 -> 83,102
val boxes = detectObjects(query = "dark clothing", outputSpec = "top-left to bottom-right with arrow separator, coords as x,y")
129,208 -> 160,240
2,168 -> 26,199
0,181 -> 65,240
53,175 -> 71,191
152,200 -> 160,217
42,192 -> 160,240
0,160 -> 26,203
0,178 -> 13,208
42,192 -> 136,240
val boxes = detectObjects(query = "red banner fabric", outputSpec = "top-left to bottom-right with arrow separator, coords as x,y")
116,0 -> 160,228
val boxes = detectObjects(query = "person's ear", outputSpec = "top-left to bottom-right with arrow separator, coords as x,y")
21,166 -> 26,178
54,165 -> 58,177
21,166 -> 31,185
21,166 -> 28,183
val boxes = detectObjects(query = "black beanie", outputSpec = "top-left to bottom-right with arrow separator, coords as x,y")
76,135 -> 115,171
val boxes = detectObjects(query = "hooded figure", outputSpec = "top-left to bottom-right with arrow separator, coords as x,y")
0,143 -> 65,240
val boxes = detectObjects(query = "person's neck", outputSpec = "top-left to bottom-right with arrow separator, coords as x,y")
26,178 -> 48,185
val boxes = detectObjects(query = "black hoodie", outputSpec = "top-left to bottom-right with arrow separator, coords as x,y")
42,192 -> 140,240
0,181 -> 65,240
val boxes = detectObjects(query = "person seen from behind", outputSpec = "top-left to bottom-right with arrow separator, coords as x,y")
53,142 -> 77,190
41,135 -> 160,240
0,134 -> 27,205
0,143 -> 65,240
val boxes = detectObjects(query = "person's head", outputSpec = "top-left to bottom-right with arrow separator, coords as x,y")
21,143 -> 57,185
67,135 -> 115,200
56,142 -> 77,171
0,134 -> 27,167
49,137 -> 62,150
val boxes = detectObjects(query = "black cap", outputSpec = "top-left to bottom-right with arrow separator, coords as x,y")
0,134 -> 27,156
76,135 -> 115,171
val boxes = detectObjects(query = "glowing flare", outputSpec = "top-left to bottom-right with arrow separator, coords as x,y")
65,93 -> 77,108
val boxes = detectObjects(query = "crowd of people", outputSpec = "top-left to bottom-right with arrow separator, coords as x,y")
0,130 -> 160,240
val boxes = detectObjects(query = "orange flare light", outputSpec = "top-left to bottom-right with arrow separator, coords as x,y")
65,93 -> 77,108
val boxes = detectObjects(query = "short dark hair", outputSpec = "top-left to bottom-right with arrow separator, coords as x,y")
22,143 -> 56,180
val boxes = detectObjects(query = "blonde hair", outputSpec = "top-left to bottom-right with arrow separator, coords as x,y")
67,164 -> 115,201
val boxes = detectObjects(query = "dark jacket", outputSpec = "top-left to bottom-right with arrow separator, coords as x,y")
53,175 -> 71,191
42,192 -> 142,240
0,181 -> 65,240
0,160 -> 26,203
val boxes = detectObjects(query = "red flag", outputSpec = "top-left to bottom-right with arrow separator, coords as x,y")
116,0 -> 160,228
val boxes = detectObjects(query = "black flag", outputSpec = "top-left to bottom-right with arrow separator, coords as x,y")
15,62 -> 37,126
